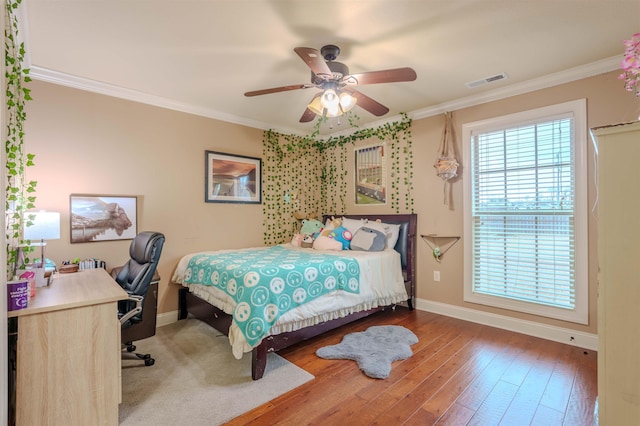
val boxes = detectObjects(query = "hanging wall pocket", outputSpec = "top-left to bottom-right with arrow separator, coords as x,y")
434,112 -> 459,205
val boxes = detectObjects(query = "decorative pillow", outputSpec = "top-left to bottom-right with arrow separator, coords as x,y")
350,227 -> 387,252
382,223 -> 401,249
341,217 -> 364,235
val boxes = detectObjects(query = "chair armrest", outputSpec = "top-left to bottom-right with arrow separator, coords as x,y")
119,294 -> 143,325
111,266 -> 161,283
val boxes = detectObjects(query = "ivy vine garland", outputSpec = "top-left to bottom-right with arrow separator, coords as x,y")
5,0 -> 36,277
262,113 -> 414,245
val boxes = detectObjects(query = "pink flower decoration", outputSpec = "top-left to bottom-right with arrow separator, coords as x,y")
620,33 -> 640,96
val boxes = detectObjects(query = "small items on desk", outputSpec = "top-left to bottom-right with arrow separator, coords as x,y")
61,257 -> 106,271
58,264 -> 79,274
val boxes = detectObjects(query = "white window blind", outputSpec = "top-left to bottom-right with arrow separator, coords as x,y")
472,118 -> 574,307
463,100 -> 587,324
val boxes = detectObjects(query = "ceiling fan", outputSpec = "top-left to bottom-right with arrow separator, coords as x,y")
244,45 -> 417,123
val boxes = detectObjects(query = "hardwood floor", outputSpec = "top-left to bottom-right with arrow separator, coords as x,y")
227,308 -> 597,426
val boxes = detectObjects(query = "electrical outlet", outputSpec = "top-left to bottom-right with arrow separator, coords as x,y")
433,271 -> 441,282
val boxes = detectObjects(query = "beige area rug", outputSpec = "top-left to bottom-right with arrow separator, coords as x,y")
119,318 -> 314,425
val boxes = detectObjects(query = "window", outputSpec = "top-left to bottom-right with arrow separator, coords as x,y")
462,100 -> 588,324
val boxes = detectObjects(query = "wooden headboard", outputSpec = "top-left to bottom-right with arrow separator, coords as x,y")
323,213 -> 417,309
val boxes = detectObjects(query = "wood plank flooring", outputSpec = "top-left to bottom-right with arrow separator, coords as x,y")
227,308 -> 597,426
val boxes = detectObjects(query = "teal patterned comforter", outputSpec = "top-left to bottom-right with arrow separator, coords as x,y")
183,245 -> 360,349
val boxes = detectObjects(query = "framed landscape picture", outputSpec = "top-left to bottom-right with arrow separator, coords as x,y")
205,151 -> 262,204
70,194 -> 137,243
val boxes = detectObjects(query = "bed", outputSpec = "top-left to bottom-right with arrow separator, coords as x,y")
172,213 -> 417,379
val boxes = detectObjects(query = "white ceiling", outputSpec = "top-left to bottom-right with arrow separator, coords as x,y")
22,0 -> 640,135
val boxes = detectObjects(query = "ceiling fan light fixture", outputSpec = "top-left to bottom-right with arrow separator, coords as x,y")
339,92 -> 356,112
321,88 -> 339,109
248,45 -> 417,123
325,104 -> 341,117
307,96 -> 324,116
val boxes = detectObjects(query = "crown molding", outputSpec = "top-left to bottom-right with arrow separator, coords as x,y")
28,66 -> 306,136
29,56 -> 621,136
411,56 -> 621,120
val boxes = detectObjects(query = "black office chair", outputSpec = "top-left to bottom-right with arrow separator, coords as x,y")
111,231 -> 165,366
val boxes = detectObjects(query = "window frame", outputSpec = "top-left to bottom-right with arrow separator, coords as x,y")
462,99 -> 588,324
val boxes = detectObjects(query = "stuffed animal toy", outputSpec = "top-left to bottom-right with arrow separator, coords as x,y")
291,233 -> 304,247
300,219 -> 325,239
291,232 -> 318,248
351,226 -> 387,252
322,225 -> 353,250
312,235 -> 343,251
321,216 -> 343,237
301,234 -> 314,248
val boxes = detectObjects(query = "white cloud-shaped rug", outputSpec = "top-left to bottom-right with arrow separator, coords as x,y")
316,325 -> 418,379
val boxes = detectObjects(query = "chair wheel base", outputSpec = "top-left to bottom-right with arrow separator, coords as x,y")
122,350 -> 154,366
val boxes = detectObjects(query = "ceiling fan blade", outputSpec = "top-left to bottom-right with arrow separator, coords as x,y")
300,93 -> 321,122
244,84 -> 313,97
294,47 -> 332,80
350,90 -> 390,116
343,67 -> 417,86
299,108 -> 316,123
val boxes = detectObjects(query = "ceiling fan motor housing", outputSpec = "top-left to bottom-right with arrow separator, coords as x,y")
311,61 -> 350,85
320,45 -> 341,61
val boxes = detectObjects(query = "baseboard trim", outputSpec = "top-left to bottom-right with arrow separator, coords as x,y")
416,298 -> 598,351
156,302 -> 598,351
157,310 -> 179,328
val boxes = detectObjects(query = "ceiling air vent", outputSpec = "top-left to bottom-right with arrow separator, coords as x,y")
465,72 -> 508,89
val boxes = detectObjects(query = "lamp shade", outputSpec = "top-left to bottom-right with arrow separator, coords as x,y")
320,89 -> 339,109
24,211 -> 61,241
307,96 -> 324,116
339,92 -> 356,112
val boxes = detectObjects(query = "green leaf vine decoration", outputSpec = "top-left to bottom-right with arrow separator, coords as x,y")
262,113 -> 413,244
5,0 -> 36,278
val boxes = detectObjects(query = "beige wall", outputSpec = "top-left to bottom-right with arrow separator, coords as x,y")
410,70 -> 639,335
24,81 -> 265,314
25,71 -> 640,334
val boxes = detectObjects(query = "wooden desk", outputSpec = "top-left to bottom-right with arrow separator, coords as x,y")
9,268 -> 127,426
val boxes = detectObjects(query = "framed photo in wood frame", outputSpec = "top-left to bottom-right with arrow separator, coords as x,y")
205,150 -> 262,204
70,194 -> 138,243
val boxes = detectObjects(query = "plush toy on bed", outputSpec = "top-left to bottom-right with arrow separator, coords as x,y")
300,234 -> 314,248
313,217 -> 353,250
321,217 -> 343,236
291,219 -> 325,248
300,219 -> 324,238
312,235 -> 342,250
322,225 -> 353,250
